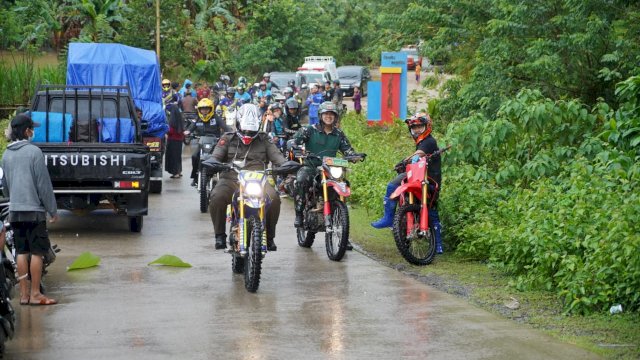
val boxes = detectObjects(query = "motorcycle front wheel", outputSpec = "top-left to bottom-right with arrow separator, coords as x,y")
199,171 -> 213,213
325,200 -> 349,261
244,216 -> 263,292
393,204 -> 436,265
296,227 -> 315,248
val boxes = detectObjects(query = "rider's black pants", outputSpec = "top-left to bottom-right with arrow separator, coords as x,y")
190,142 -> 201,180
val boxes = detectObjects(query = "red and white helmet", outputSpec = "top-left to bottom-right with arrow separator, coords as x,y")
405,112 -> 432,143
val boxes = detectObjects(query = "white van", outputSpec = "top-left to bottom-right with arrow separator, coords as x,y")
296,56 -> 339,86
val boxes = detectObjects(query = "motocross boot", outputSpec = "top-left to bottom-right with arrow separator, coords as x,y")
267,238 -> 277,252
371,183 -> 399,229
429,209 -> 443,254
215,234 -> 227,250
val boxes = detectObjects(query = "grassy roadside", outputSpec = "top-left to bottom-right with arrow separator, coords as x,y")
349,204 -> 640,359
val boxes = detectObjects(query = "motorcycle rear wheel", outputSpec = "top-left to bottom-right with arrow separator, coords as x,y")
393,204 -> 436,265
232,254 -> 244,274
244,216 -> 263,293
325,200 -> 349,261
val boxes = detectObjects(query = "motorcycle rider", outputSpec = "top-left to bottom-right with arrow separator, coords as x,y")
234,84 -> 252,106
293,102 -> 361,249
162,78 -> 179,110
370,113 -> 444,253
219,87 -> 236,108
214,74 -> 231,93
287,79 -> 298,93
262,72 -> 279,91
186,98 -> 228,187
208,104 -> 287,251
254,81 -> 272,117
284,98 -> 302,133
262,103 -> 288,152
283,87 -> 294,101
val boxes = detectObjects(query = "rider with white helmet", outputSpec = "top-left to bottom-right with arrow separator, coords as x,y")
208,104 -> 287,251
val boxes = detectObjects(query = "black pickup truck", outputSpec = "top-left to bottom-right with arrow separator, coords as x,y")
29,84 -> 150,232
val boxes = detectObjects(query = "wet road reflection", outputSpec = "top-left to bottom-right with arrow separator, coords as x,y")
4,152 -> 600,359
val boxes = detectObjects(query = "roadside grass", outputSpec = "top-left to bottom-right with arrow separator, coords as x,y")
349,204 -> 640,359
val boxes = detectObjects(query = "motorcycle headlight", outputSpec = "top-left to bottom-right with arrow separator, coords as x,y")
329,166 -> 343,179
245,182 -> 263,197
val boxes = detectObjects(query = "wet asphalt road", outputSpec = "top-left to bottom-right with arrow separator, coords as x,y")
4,151 -> 599,360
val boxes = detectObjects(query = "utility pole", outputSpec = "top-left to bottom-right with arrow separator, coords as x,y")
155,0 -> 160,61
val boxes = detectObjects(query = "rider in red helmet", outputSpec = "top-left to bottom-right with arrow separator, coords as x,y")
371,112 -> 444,253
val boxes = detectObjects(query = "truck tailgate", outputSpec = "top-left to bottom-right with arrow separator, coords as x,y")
39,143 -> 150,192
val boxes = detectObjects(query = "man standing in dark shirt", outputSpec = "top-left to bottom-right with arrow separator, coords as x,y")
370,113 -> 444,253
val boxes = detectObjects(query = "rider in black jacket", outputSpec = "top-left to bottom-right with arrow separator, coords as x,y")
186,98 -> 229,186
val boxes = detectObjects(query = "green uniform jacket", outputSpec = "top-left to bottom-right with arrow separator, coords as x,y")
212,132 -> 286,180
293,124 -> 356,167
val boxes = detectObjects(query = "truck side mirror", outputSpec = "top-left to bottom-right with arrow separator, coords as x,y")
140,121 -> 149,131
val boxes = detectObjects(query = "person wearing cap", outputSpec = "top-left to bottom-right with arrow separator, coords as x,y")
305,84 -> 323,126
2,114 -> 58,306
293,102 -> 362,252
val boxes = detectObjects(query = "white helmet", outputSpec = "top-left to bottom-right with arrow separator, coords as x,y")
236,104 -> 261,145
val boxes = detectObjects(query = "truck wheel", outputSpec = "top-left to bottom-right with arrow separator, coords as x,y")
128,216 -> 143,232
149,180 -> 162,194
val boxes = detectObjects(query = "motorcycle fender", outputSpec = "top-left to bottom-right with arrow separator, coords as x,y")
390,182 -> 420,200
326,180 -> 350,197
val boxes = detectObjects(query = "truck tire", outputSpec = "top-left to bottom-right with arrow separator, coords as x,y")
128,216 -> 143,233
149,180 -> 162,194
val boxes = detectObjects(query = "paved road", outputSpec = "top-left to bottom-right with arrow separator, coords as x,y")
4,152 -> 599,359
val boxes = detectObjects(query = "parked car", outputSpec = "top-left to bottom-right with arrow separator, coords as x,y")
400,46 -> 422,70
337,65 -> 371,97
296,56 -> 339,87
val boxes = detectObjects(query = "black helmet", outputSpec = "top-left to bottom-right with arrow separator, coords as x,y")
285,98 -> 299,110
332,79 -> 340,85
269,102 -> 283,112
287,79 -> 295,87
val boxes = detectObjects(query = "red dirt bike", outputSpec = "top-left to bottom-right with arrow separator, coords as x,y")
296,152 -> 366,261
390,146 -> 450,265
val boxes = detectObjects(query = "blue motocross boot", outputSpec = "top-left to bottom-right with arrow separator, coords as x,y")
429,208 -> 443,254
371,183 -> 399,229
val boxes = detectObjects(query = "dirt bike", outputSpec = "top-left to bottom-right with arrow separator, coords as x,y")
196,135 -> 219,213
295,152 -> 366,261
390,146 -> 450,265
202,159 -> 300,292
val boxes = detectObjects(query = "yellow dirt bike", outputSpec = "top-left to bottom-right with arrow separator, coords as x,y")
203,159 -> 300,292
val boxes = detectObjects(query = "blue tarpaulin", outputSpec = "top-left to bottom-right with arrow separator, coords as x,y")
66,43 -> 168,137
